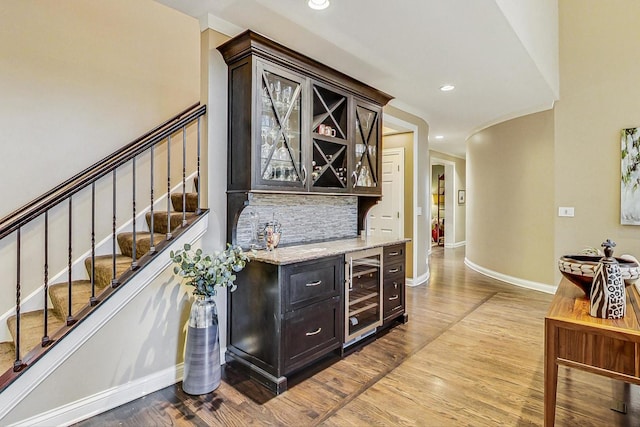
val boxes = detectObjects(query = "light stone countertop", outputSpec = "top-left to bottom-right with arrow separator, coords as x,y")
249,236 -> 410,265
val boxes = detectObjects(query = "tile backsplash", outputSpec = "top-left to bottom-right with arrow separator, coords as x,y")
235,193 -> 358,247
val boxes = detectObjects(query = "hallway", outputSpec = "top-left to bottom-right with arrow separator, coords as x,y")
76,247 -> 640,426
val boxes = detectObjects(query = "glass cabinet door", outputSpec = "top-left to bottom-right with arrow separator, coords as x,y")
353,103 -> 380,192
257,62 -> 304,188
310,83 -> 349,191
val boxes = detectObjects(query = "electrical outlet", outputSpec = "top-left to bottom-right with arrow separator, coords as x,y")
558,207 -> 575,217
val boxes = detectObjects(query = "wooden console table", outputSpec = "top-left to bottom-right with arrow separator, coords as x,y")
545,279 -> 640,426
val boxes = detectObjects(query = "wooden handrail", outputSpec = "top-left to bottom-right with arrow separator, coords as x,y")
0,103 -> 206,240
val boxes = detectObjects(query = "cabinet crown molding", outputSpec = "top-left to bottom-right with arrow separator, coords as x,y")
217,30 -> 393,107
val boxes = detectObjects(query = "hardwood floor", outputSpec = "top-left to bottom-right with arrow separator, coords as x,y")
75,247 -> 640,426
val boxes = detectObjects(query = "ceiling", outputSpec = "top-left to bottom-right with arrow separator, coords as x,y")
155,0 -> 558,158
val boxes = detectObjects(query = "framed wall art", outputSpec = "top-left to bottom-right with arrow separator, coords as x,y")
621,127 -> 640,224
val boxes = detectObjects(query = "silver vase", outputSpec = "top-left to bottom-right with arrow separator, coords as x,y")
182,295 -> 221,395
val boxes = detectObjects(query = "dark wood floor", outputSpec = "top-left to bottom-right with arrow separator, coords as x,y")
75,247 -> 640,426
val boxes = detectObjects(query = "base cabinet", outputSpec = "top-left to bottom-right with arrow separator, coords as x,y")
226,255 -> 344,394
382,243 -> 407,325
227,243 -> 407,394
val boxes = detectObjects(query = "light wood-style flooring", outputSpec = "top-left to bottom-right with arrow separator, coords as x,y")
75,247 -> 640,426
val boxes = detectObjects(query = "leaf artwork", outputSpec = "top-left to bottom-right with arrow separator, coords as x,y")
621,127 -> 640,224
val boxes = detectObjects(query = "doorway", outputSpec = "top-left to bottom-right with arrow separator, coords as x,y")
430,157 -> 456,248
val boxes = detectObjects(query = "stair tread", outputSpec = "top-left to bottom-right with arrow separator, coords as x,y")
85,254 -> 134,288
0,341 -> 15,377
170,192 -> 199,212
7,310 -> 66,358
117,232 -> 166,259
49,280 -> 96,319
145,211 -> 198,234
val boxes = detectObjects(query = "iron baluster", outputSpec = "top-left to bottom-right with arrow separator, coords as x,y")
90,183 -> 97,306
14,228 -> 23,372
42,212 -> 50,346
131,156 -> 138,269
112,170 -> 119,288
182,126 -> 187,226
67,197 -> 75,326
149,145 -> 156,254
196,116 -> 201,215
166,135 -> 172,240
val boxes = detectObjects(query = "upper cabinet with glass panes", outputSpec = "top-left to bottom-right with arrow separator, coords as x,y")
218,30 -> 392,196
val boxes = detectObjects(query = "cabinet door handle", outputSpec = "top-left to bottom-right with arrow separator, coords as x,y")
388,295 -> 399,301
301,165 -> 307,186
393,282 -> 399,288
306,327 -> 322,336
389,251 -> 399,256
389,268 -> 399,273
305,280 -> 322,287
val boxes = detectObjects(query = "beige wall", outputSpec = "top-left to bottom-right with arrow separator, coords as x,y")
383,106 -> 430,283
430,151 -> 467,244
467,110 -> 555,285
382,132 -> 414,277
554,0 -> 640,274
0,0 -> 201,422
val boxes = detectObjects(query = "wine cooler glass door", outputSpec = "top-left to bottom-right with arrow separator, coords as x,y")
345,248 -> 382,343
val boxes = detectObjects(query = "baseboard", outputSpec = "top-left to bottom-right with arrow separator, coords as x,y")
7,363 -> 185,427
445,240 -> 466,248
464,257 -> 556,294
0,214 -> 209,422
0,175 -> 197,342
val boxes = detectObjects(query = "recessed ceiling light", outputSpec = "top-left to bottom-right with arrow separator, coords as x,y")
434,135 -> 444,140
440,84 -> 455,92
308,0 -> 330,10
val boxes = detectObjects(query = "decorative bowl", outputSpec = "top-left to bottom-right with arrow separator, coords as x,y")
558,254 -> 640,297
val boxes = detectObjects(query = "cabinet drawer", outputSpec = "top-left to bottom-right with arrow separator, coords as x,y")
384,260 -> 405,280
283,297 -> 341,372
383,278 -> 404,318
384,244 -> 405,264
284,256 -> 343,311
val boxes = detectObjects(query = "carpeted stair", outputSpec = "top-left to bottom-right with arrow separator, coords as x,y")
0,193 -> 198,377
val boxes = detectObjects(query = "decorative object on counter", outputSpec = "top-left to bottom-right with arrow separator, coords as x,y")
621,127 -> 640,224
170,243 -> 252,395
264,219 -> 282,251
590,239 -> 625,319
558,250 -> 640,298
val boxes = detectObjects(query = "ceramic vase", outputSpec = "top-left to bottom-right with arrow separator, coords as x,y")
590,240 -> 626,319
182,295 -> 221,395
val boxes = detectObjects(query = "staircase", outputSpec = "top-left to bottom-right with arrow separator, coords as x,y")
0,103 -> 207,393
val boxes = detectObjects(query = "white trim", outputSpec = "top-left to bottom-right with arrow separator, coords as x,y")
199,13 -> 243,36
464,257 -> 556,294
445,240 -> 466,249
7,363 -> 185,427
382,114 -> 422,283
0,175 -> 197,342
0,214 -> 209,422
406,270 -> 429,287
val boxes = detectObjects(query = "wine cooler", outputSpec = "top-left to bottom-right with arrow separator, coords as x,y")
344,247 -> 383,346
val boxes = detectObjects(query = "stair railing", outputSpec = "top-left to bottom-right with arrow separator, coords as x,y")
0,102 -> 207,392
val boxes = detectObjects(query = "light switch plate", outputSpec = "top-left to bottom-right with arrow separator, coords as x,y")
558,207 -> 575,217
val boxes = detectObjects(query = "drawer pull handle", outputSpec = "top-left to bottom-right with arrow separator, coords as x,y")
389,251 -> 399,256
306,327 -> 322,336
388,295 -> 399,301
305,280 -> 322,287
389,268 -> 400,273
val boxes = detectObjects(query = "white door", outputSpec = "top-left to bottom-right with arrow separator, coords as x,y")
367,149 -> 404,238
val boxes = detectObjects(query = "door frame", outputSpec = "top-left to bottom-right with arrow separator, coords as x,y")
381,114 -> 421,284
